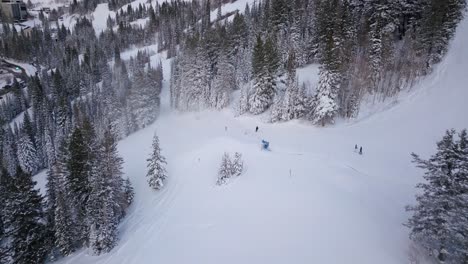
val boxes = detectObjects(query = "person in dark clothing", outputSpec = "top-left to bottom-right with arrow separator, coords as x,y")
355,144 -> 358,150
256,126 -> 259,132
359,146 -> 363,155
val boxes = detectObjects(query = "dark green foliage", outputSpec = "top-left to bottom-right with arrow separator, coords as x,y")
407,129 -> 468,263
2,168 -> 48,264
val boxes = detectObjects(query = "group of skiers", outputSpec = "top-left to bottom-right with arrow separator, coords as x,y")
227,125 -> 363,155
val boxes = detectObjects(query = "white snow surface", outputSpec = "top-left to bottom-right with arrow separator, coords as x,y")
91,0 -> 180,34
48,17 -> 468,264
33,169 -> 48,196
92,3 -> 116,34
210,0 -> 255,22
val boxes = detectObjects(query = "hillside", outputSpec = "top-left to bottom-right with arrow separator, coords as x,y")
1,0 -> 467,263
48,13 -> 468,264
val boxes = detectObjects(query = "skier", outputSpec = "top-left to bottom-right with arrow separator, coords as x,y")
355,144 -> 358,151
359,146 -> 363,155
256,126 -> 259,132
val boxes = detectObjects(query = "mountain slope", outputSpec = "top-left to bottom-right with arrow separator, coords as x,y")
52,16 -> 468,264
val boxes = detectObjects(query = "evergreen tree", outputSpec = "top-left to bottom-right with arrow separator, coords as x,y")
2,168 -> 48,264
123,177 -> 134,207
2,127 -> 18,176
146,132 -> 167,190
67,126 -> 92,245
249,36 -> 277,114
87,128 -> 126,254
312,68 -> 340,126
417,0 -> 467,70
128,63 -> 161,129
53,141 -> 76,256
17,133 -> 40,174
217,152 -> 232,185
452,129 -> 468,262
0,167 -> 12,263
210,54 -> 235,109
231,152 -> 244,176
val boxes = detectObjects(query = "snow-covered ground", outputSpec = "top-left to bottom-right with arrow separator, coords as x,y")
0,73 -> 14,88
91,3 -> 116,34
44,16 -> 468,264
91,0 -> 177,34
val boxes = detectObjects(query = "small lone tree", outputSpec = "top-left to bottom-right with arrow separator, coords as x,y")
147,133 -> 167,190
217,152 -> 232,185
217,152 -> 244,185
123,177 -> 134,206
232,152 -> 244,176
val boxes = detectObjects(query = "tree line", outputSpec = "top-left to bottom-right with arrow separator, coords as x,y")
171,0 -> 466,125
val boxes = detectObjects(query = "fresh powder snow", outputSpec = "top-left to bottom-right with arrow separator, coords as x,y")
41,14 -> 468,264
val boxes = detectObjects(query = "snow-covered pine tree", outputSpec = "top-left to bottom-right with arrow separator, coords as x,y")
171,35 -> 212,111
406,129 -> 464,262
452,129 -> 468,262
417,0 -> 466,71
270,50 -> 309,122
53,141 -> 76,256
67,126 -> 92,245
270,95 -> 285,123
2,168 -> 48,263
123,177 -> 135,207
210,54 -> 235,109
0,167 -> 12,263
146,132 -> 168,190
249,36 -> 277,114
128,62 -> 160,130
217,152 -> 232,185
17,133 -> 40,174
236,82 -> 251,116
87,128 -> 126,254
44,163 -> 57,259
232,152 -> 244,176
312,68 -> 340,126
101,64 -> 127,138
364,0 -> 399,91
1,127 -> 18,176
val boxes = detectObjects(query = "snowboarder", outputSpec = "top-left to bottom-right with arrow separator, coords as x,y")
359,146 -> 363,155
256,126 -> 259,132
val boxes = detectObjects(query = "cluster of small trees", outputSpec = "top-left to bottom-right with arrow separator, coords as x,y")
146,133 -> 168,190
0,121 -> 134,263
0,19 -> 163,176
0,12 -> 165,262
406,129 -> 468,263
0,167 -> 48,264
217,152 -> 244,185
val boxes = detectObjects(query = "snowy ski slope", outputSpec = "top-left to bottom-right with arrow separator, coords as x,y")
48,15 -> 468,264
18,0 -> 466,260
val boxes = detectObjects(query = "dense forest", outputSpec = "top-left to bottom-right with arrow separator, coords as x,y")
171,0 -> 466,124
0,0 -> 466,263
